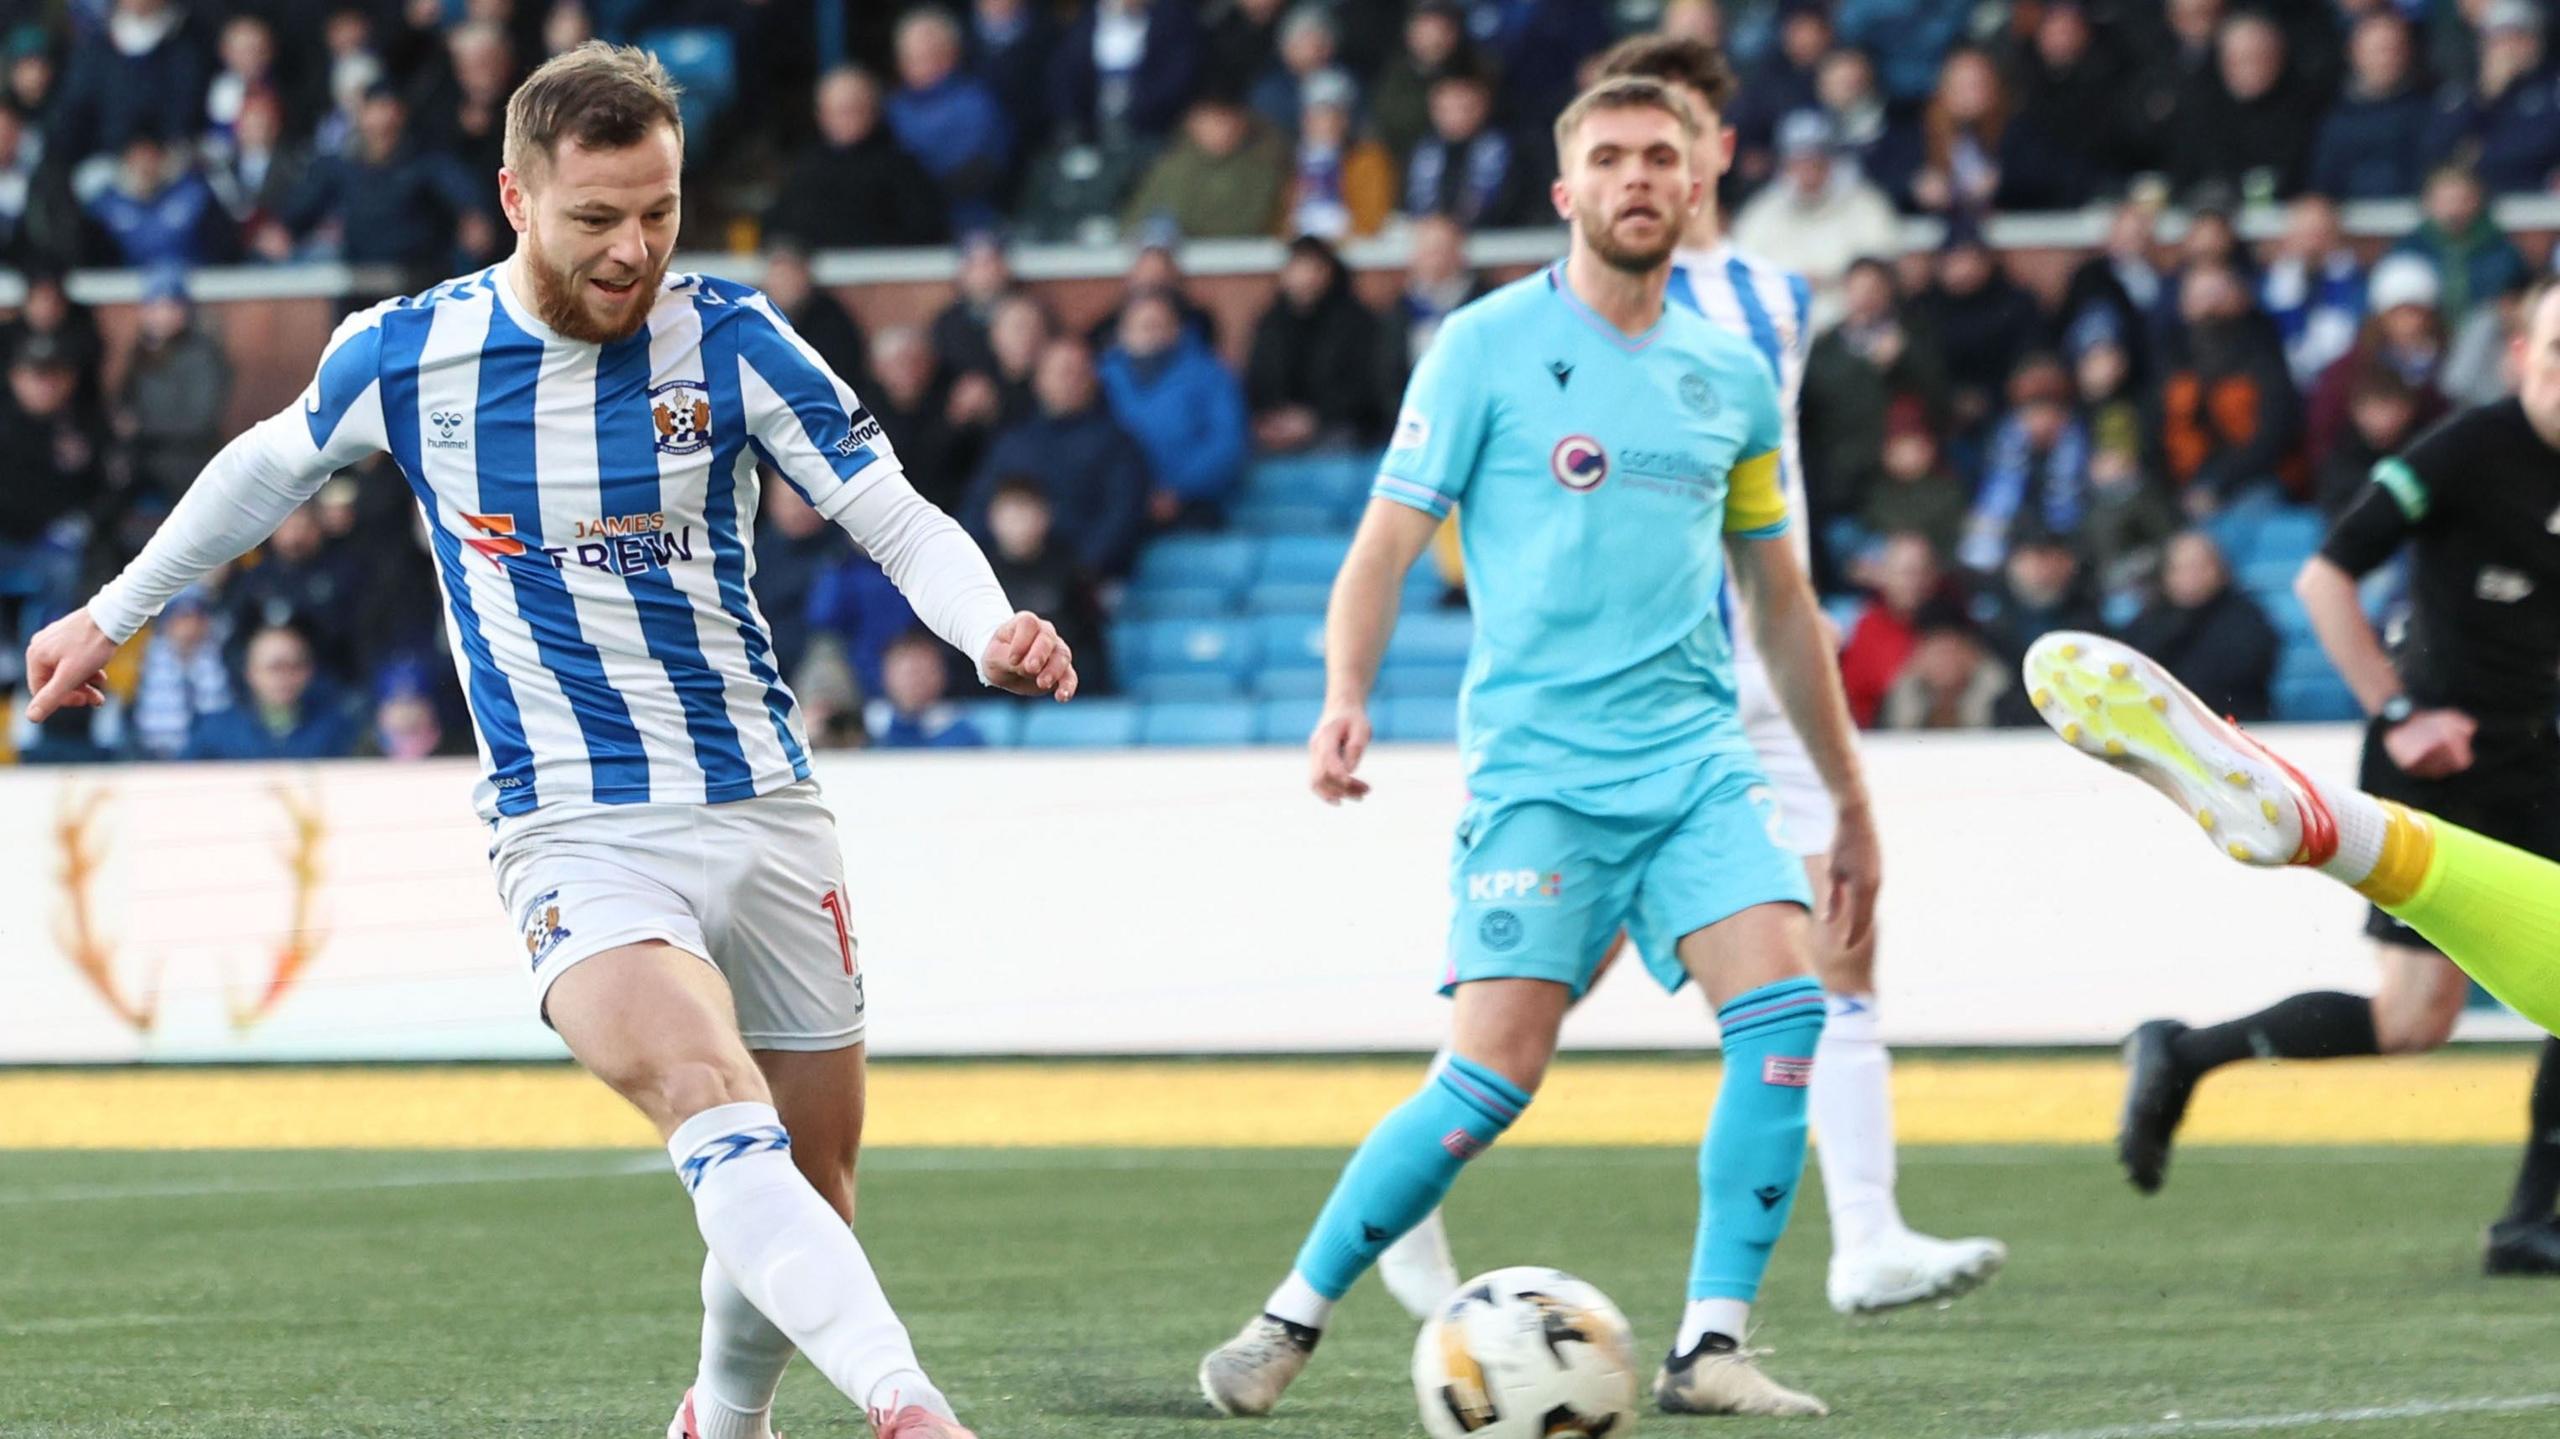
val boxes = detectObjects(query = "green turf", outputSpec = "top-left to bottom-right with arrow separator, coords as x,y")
3,1146 -> 2556,1438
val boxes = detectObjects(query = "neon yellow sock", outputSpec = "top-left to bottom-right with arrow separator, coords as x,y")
2355,804 -> 2560,1034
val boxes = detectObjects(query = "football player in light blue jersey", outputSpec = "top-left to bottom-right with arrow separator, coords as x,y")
1201,76 -> 1877,1420
1382,31 -> 2007,1328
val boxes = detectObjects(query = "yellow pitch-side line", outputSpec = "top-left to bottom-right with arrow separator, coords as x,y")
0,1056 -> 2538,1149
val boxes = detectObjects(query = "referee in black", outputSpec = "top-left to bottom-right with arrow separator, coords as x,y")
2117,274 -> 2560,1274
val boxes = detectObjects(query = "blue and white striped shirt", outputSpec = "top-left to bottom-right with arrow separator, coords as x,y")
1668,244 -> 1813,718
95,264 -> 1004,821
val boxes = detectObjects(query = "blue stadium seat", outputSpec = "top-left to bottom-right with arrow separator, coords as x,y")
2274,673 -> 2361,722
1244,581 -> 1334,615
1252,667 -> 1330,700
1140,700 -> 1260,746
1255,697 -> 1326,744
952,699 -> 1025,747
2251,509 -> 2326,563
1019,698 -> 1141,748
2241,557 -> 2303,597
1376,694 -> 1460,742
1116,585 -> 1234,622
1242,451 -> 1378,511
1385,610 -> 1474,667
1228,499 -> 1343,535
1132,536 -> 1258,597
1375,663 -> 1468,698
1126,671 -> 1248,703
1258,535 -> 1353,586
641,28 -> 737,157
1113,618 -> 1262,684
1254,613 -> 1329,673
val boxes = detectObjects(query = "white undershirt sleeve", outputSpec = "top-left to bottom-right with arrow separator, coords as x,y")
826,469 -> 1017,684
88,408 -> 342,644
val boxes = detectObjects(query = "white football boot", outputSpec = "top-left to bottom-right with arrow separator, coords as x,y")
1198,1314 -> 1318,1417
1654,1335 -> 1830,1418
1827,1230 -> 2009,1314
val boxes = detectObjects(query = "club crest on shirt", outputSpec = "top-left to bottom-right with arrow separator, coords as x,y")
521,889 -> 572,970
649,380 -> 713,456
1550,434 -> 1609,492
1678,371 -> 1717,417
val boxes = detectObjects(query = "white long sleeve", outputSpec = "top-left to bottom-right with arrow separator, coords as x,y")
826,469 -> 1016,684
88,407 -> 340,643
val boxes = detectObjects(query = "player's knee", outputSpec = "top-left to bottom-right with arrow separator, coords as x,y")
625,1055 -> 770,1128
1812,921 -> 1878,995
792,1145 -> 857,1222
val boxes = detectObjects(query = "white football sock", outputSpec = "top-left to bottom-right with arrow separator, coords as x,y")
694,1256 -> 794,1439
1811,992 -> 1905,1252
1264,1270 -> 1336,1330
2314,783 -> 2387,886
1675,1297 -> 1751,1352
669,1103 -> 950,1422
1379,1206 -> 1462,1311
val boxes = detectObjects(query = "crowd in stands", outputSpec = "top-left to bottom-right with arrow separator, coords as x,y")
6,0 -> 2560,759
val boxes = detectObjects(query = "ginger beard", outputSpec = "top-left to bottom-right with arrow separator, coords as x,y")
1578,190 -> 1681,274
522,223 -> 669,343
503,129 -> 680,345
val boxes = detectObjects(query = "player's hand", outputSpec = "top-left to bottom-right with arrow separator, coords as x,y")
1309,706 -> 1373,805
23,607 -> 115,723
2385,708 -> 2477,779
1823,800 -> 1882,951
981,612 -> 1078,701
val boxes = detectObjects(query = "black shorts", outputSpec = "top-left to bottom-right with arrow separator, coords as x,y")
2358,717 -> 2560,949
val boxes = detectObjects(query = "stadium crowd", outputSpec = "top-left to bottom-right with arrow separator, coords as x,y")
1,0 -> 2555,760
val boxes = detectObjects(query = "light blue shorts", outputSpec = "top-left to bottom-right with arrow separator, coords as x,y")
1441,752 -> 1813,998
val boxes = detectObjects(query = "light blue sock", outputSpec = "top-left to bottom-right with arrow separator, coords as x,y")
1291,1054 -> 1531,1302
1691,976 -> 1827,1303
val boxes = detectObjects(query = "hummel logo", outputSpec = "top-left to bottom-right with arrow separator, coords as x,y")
1362,1223 -> 1389,1244
1549,360 -> 1573,390
1753,1184 -> 1787,1211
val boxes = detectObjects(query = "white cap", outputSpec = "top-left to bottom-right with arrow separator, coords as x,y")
2367,253 -> 2442,313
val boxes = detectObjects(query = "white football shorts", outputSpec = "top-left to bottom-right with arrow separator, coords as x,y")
1734,655 -> 1837,861
489,780 -> 867,1051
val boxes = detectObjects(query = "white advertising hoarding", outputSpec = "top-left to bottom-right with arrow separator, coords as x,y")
0,727 -> 2518,1062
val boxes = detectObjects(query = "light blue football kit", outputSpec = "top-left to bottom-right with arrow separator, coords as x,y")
1374,263 -> 1813,998
1276,265 -> 1826,1326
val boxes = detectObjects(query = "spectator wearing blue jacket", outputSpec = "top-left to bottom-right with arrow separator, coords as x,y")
887,9 -> 1013,237
83,133 -> 228,268
1052,0 -> 1203,142
47,0 -> 207,165
964,336 -> 1151,578
2259,193 -> 2367,389
2310,13 -> 2434,200
2423,0 -> 2560,193
186,625 -> 362,762
1100,287 -> 1247,530
279,89 -> 478,270
1834,0 -> 1972,101
1961,354 -> 2090,574
2390,163 -> 2529,323
865,630 -> 988,749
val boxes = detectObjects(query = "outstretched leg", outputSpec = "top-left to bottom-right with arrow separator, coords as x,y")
2023,632 -> 2560,1031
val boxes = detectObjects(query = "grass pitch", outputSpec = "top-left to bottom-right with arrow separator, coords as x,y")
4,1144 -> 2557,1439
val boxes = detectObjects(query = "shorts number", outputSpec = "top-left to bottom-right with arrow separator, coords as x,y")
819,888 -> 854,975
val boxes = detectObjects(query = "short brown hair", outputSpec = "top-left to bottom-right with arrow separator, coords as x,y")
503,41 -> 684,175
1592,34 -> 1738,120
1552,75 -> 1699,161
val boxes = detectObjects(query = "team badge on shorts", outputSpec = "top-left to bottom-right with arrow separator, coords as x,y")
649,380 -> 713,456
1479,909 -> 1524,952
1550,435 -> 1608,491
521,889 -> 573,970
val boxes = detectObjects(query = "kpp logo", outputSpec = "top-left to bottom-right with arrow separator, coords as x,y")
1465,869 -> 1563,903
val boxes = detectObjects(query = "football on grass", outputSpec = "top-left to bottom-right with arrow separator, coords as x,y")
1413,1266 -> 1640,1438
